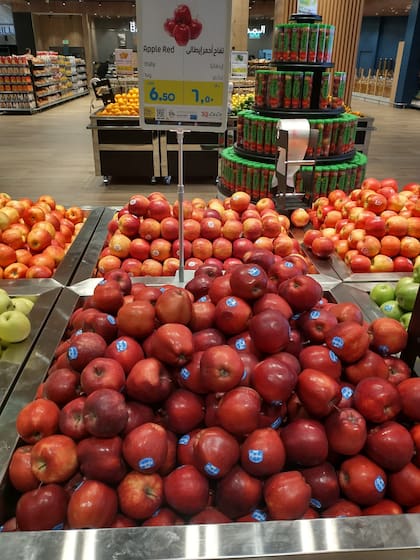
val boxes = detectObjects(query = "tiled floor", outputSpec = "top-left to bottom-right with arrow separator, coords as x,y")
0,93 -> 419,208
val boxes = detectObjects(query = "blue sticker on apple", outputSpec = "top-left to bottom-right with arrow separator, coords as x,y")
329,350 -> 339,363
75,329 -> 83,336
248,449 -> 264,464
180,367 -> 190,380
0,526 -> 3,532
152,509 -> 160,517
251,510 -> 267,522
53,523 -> 64,530
139,457 -> 155,470
331,336 -> 344,349
310,310 -> 320,319
271,400 -> 283,406
292,313 -> 301,321
235,338 -> 247,351
178,434 -> 190,445
68,346 -> 78,360
383,304 -> 392,312
241,369 -> 248,381
198,296 -> 208,302
99,279 -> 106,285
116,339 -> 128,352
341,386 -> 353,400
74,481 -> 85,492
378,345 -> 389,356
248,266 -> 260,277
310,498 -> 322,509
271,417 -> 282,429
204,463 -> 220,476
226,297 -> 238,308
107,315 -> 116,325
285,261 -> 294,268
374,475 -> 385,492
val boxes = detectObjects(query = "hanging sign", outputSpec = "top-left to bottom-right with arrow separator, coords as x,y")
297,0 -> 318,15
115,49 -> 134,75
138,0 -> 232,132
231,51 -> 248,79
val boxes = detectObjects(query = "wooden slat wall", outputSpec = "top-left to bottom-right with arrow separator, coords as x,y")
231,0 -> 250,51
317,0 -> 365,106
274,0 -> 365,106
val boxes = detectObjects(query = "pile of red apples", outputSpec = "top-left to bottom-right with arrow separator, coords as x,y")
4,251 -> 420,532
97,191 -> 314,277
0,193 -> 86,279
291,178 -> 420,272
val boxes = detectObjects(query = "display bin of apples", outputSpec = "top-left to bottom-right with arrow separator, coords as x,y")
291,178 -> 420,282
65,192 -> 340,288
0,192 -> 106,286
0,284 -> 62,414
1,255 -> 420,560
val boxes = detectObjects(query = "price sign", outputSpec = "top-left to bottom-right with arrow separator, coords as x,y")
138,0 -> 232,131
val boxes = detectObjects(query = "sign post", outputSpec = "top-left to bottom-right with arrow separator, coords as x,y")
138,0 -> 232,282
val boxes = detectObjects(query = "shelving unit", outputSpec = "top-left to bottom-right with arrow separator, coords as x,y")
0,52 -> 88,113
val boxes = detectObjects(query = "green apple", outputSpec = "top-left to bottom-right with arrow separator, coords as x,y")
0,342 -> 26,364
0,289 -> 13,315
413,266 -> 420,284
370,283 -> 396,306
395,276 -> 415,297
11,297 -> 34,316
396,281 -> 419,312
400,312 -> 412,330
0,310 -> 31,343
380,300 -> 404,320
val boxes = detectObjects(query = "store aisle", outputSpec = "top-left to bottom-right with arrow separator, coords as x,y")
0,94 -> 420,208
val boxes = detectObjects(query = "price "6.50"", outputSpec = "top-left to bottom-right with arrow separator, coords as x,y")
149,87 -> 176,102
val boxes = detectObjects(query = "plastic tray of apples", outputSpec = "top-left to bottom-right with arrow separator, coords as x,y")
1,262 -> 420,559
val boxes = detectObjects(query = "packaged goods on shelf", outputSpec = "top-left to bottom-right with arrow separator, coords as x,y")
273,22 -> 335,64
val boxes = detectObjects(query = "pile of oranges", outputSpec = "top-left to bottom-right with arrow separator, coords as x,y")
98,88 -> 140,116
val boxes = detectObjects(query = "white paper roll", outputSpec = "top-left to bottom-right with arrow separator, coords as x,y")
276,119 -> 311,188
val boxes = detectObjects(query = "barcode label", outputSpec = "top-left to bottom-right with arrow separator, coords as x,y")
156,108 -> 165,119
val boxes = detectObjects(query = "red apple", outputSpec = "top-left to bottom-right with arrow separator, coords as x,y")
58,396 -> 88,440
194,426 -> 240,479
301,462 -> 340,510
80,357 -> 125,394
16,398 -> 60,444
296,368 -> 341,417
165,389 -> 204,433
339,454 -> 386,506
240,427 -> 286,477
200,344 -> 244,393
344,350 -> 389,384
77,435 -> 126,484
8,445 -> 39,493
217,386 -> 261,436
16,484 -> 68,531
122,422 -> 168,474
83,388 -> 128,437
325,321 -> 370,363
324,408 -> 367,455
398,378 -> 420,421
365,420 -> 414,471
216,465 -> 263,519
298,346 -> 341,379
353,377 -> 401,423
67,480 -> 118,528
251,356 -> 298,406
117,300 -> 156,339
249,309 -> 290,355
104,335 -> 144,374
30,434 -> 78,484
368,317 -> 408,356
264,471 -> 311,520
281,418 -> 328,466
151,323 -> 193,366
214,295 -> 251,335
278,275 -> 323,313
163,464 -> 209,515
126,357 -> 172,404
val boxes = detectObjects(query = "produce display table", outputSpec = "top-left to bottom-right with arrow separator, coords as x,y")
0,206 -> 419,560
88,113 -> 223,185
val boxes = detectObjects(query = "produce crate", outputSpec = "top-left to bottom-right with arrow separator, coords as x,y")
0,283 -> 419,559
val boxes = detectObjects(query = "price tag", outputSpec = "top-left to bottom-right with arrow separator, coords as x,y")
138,0 -> 232,131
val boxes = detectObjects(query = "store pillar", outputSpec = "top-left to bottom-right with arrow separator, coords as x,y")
231,0 -> 249,51
395,0 -> 420,106
274,0 -> 365,106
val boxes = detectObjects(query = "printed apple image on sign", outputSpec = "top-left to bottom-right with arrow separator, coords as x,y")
164,4 -> 203,46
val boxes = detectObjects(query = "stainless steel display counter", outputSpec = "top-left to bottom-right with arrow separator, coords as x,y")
2,515 -> 420,559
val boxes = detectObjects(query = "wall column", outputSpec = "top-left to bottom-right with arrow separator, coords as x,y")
395,0 -> 420,105
231,0 -> 249,51
274,0 -> 365,106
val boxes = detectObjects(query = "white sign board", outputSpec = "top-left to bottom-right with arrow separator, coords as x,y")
231,51 -> 248,79
115,49 -> 134,76
297,0 -> 318,15
138,0 -> 232,132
